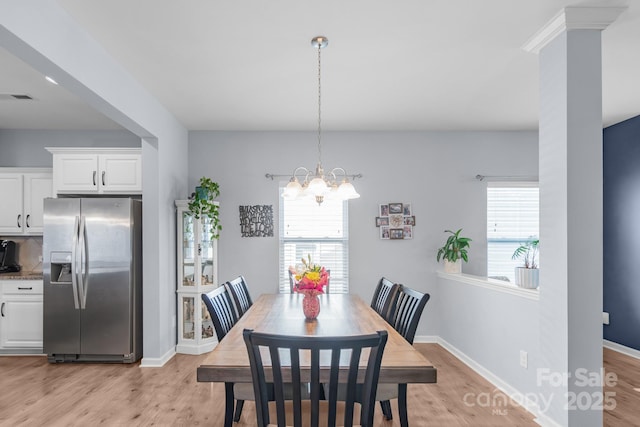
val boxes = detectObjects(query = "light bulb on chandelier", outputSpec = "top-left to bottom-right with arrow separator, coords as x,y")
282,36 -> 360,206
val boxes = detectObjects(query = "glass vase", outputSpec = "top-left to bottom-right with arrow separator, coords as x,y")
302,291 -> 320,320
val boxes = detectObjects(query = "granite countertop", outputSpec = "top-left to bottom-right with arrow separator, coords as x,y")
0,271 -> 44,280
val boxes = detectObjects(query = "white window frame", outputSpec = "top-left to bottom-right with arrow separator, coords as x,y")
279,186 -> 349,294
487,182 -> 539,283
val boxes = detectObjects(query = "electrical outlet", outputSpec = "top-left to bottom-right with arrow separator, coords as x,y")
38,255 -> 43,263
520,350 -> 528,368
603,312 -> 610,325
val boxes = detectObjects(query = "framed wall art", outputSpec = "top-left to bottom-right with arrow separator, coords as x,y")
375,202 -> 416,240
239,205 -> 274,237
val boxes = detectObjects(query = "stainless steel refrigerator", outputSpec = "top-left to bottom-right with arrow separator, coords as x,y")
43,198 -> 142,363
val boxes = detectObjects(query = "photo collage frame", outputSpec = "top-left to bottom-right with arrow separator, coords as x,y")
376,202 -> 415,240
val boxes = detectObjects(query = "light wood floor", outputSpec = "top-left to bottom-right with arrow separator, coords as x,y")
0,344 -> 637,426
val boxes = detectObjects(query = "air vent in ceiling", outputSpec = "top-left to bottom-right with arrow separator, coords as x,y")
0,93 -> 34,100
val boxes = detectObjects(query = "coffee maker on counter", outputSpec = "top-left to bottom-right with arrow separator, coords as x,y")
0,240 -> 21,273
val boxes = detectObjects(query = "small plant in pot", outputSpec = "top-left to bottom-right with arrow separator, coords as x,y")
512,237 -> 539,288
436,228 -> 471,274
188,177 -> 222,239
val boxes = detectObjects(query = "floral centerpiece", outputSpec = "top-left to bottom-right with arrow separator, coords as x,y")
289,255 -> 329,320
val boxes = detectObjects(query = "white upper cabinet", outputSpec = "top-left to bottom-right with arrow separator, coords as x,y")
47,147 -> 142,195
0,169 -> 52,235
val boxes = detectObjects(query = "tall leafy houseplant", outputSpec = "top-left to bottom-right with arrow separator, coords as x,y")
436,228 -> 471,273
512,237 -> 539,288
188,177 -> 222,239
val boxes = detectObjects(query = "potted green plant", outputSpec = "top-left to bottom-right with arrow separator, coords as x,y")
188,177 -> 222,239
436,228 -> 471,274
512,237 -> 539,288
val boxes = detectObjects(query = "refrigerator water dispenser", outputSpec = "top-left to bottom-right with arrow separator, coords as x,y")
50,252 -> 72,283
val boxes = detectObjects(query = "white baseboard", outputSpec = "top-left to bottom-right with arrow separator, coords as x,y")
435,337 -> 545,424
532,412 -> 564,427
413,335 -> 438,343
603,339 -> 640,360
140,347 -> 176,367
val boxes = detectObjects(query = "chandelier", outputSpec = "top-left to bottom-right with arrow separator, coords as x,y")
281,36 -> 360,206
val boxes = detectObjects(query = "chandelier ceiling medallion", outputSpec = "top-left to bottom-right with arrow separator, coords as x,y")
281,36 -> 360,206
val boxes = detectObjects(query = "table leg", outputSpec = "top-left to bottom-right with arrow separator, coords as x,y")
224,382 -> 234,427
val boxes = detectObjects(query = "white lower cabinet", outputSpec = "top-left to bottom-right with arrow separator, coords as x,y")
0,281 -> 43,350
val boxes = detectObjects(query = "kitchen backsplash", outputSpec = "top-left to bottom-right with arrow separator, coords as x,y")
0,236 -> 42,273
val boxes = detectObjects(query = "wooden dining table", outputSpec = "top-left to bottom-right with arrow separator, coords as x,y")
197,293 -> 437,426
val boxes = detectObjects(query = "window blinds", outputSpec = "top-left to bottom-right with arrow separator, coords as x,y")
487,182 -> 539,282
279,189 -> 349,294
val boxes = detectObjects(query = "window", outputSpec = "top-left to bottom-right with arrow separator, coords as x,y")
279,188 -> 349,294
487,182 -> 539,283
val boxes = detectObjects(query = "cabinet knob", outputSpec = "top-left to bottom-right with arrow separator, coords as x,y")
17,287 -> 33,291
26,214 -> 31,228
1,302 -> 4,317
102,171 -> 106,186
17,214 -> 21,228
93,171 -> 97,186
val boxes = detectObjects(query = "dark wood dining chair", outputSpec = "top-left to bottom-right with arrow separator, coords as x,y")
201,286 -> 249,423
225,275 -> 253,318
243,328 -> 388,427
370,277 -> 399,323
377,285 -> 430,426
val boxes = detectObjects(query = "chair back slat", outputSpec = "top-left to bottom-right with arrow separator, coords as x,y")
201,286 -> 238,342
225,276 -> 253,318
388,285 -> 430,344
370,277 -> 399,322
243,329 -> 388,427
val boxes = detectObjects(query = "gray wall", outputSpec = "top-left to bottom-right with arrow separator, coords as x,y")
0,129 -> 140,167
189,130 -> 539,337
437,276 -> 540,411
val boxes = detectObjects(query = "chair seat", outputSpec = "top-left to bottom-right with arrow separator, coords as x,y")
233,383 -> 256,400
266,401 -> 363,427
323,382 -> 398,401
374,383 -> 398,400
234,383 -> 311,401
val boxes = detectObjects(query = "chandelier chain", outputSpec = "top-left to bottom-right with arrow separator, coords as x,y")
277,36 -> 360,205
317,40 -> 322,166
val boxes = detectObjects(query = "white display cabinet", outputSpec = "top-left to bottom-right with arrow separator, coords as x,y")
175,200 -> 218,354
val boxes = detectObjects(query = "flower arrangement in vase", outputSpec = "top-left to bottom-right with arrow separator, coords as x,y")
288,255 -> 330,320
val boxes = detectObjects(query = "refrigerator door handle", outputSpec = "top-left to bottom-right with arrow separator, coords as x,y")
71,215 -> 80,309
78,215 -> 89,309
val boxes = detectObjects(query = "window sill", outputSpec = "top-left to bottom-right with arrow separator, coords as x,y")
436,271 -> 540,301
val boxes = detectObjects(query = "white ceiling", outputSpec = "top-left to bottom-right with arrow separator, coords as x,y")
1,0 -> 639,132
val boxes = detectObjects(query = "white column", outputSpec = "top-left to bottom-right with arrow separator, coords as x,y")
524,7 -> 625,427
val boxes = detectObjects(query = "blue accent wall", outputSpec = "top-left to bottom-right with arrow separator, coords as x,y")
603,115 -> 640,351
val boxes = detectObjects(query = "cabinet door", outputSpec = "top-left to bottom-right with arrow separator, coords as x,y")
0,294 -> 43,349
54,154 -> 99,194
99,154 -> 142,194
23,173 -> 53,234
0,174 -> 24,233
